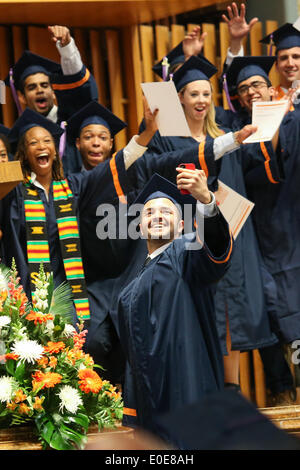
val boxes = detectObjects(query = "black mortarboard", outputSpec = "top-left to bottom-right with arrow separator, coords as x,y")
7,108 -> 64,145
153,390 -> 300,450
66,100 -> 127,140
4,50 -> 61,90
152,43 -> 185,80
260,23 -> 300,52
129,173 -> 196,217
225,56 -> 276,88
172,55 -> 217,92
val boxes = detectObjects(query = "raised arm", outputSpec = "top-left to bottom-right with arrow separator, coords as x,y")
222,2 -> 258,60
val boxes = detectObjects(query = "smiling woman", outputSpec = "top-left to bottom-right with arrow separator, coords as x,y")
0,107 -> 146,384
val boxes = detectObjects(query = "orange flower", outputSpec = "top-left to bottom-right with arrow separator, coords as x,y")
18,403 -> 30,415
83,354 -> 94,367
6,401 -> 18,411
78,368 -> 103,394
37,356 -> 49,369
44,341 -> 65,354
14,389 -> 27,403
32,370 -> 62,391
26,310 -> 54,325
49,356 -> 57,369
33,396 -> 45,411
67,348 -> 85,365
73,329 -> 88,350
5,353 -> 19,361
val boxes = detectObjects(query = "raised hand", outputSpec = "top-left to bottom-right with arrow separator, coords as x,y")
182,26 -> 208,60
136,96 -> 159,147
176,167 -> 211,204
48,25 -> 71,47
222,2 -> 258,54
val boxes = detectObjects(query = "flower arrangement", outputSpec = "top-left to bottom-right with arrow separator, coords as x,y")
0,261 -> 123,450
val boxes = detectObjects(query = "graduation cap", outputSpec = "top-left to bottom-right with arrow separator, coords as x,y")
4,51 -> 61,116
153,389 -> 300,450
222,56 -> 276,112
260,23 -> 300,53
129,173 -> 196,218
226,56 -> 276,88
5,50 -> 61,91
152,43 -> 185,80
66,100 -> 127,140
7,108 -> 64,146
172,55 -> 217,92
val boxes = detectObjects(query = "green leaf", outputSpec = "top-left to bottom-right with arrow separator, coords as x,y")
14,361 -> 26,381
64,412 -> 89,430
48,282 -> 74,323
5,359 -> 16,376
50,429 -> 74,450
40,419 -> 55,444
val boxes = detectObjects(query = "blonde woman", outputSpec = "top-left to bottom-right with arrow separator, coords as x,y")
136,55 -> 278,392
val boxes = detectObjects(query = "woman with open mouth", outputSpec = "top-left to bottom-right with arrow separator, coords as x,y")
0,106 -> 159,384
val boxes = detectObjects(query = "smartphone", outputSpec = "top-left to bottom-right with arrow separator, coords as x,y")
178,163 -> 195,194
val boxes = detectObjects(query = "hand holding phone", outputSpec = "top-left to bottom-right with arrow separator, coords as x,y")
177,163 -> 196,194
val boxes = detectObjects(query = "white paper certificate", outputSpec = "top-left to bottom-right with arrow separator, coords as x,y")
141,81 -> 192,137
243,100 -> 289,144
293,17 -> 300,32
214,180 -> 254,239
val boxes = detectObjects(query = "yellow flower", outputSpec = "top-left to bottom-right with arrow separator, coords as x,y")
14,389 -> 27,403
33,396 -> 45,411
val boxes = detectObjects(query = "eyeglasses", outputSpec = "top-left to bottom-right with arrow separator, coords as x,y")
237,80 -> 269,96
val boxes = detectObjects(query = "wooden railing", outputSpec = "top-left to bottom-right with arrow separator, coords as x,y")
0,18 -> 284,407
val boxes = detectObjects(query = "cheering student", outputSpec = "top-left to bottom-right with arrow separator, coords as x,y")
0,107 -> 161,382
117,172 -> 233,435
4,25 -> 98,175
136,55 -> 278,396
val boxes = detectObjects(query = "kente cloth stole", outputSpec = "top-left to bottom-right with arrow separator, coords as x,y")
23,178 -> 91,322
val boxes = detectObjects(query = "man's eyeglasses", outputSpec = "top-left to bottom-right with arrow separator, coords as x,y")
237,80 -> 268,96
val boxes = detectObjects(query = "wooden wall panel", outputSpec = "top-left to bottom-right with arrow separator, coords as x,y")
27,26 -> 60,61
170,24 -> 185,48
250,21 -> 263,56
105,29 -> 127,150
155,24 -> 170,66
140,25 -> 155,83
89,29 -> 108,107
266,20 -> 280,87
202,23 -> 220,106
122,25 -> 144,135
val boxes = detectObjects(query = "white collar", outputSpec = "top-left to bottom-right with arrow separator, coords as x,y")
149,241 -> 172,260
30,171 -> 49,201
46,104 -> 58,123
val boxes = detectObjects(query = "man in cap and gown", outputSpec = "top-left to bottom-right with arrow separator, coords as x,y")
4,25 -> 98,176
117,171 -> 233,434
136,56 -> 278,384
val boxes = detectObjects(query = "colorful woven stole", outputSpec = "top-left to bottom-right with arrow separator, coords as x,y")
23,178 -> 91,323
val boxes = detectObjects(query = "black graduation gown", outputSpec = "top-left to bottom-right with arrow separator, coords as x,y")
0,150 -> 132,381
117,211 -> 233,435
242,111 -> 300,342
76,141 -> 222,382
133,130 -> 277,352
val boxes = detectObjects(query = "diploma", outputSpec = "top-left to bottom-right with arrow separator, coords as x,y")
214,180 -> 254,239
141,81 -> 192,137
243,100 -> 289,144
